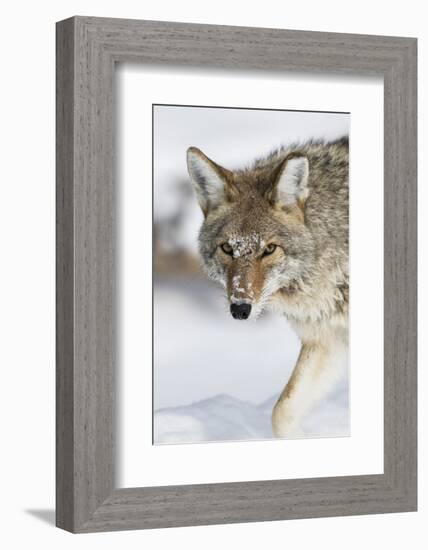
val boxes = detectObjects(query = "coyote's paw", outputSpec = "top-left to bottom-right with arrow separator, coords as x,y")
271,401 -> 304,439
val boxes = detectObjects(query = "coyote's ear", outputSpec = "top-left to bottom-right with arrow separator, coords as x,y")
187,147 -> 234,215
272,154 -> 309,208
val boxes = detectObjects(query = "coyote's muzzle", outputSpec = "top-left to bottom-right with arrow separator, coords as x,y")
230,302 -> 252,320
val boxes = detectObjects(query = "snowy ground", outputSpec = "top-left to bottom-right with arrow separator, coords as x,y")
154,278 -> 349,444
155,389 -> 349,444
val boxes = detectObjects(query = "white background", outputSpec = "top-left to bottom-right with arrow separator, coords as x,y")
118,69 -> 383,486
0,1 -> 425,549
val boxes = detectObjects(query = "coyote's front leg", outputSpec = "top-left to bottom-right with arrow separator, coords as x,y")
272,337 -> 346,438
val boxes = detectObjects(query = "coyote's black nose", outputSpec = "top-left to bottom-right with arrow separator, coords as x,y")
230,302 -> 252,320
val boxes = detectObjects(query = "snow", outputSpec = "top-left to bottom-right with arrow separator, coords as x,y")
154,278 -> 349,444
154,385 -> 349,445
154,278 -> 300,408
227,232 -> 265,259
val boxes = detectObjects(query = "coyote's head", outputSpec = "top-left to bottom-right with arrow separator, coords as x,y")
187,147 -> 316,320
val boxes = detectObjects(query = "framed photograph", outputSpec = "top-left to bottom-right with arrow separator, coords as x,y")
56,16 -> 417,532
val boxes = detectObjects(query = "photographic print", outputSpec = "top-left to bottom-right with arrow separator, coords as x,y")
153,104 -> 349,445
56,18 -> 417,531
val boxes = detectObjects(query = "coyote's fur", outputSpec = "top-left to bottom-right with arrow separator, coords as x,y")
186,137 -> 349,437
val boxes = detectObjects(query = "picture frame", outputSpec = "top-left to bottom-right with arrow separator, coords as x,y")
56,16 -> 417,533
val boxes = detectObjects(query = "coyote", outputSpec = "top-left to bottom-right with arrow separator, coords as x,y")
186,137 -> 349,438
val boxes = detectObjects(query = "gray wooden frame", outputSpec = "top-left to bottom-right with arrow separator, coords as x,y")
56,16 -> 417,533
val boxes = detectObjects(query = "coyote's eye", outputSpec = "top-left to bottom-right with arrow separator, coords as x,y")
262,243 -> 277,257
220,243 -> 233,255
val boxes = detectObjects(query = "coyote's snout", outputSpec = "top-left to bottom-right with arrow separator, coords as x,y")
186,138 -> 349,438
230,302 -> 251,320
